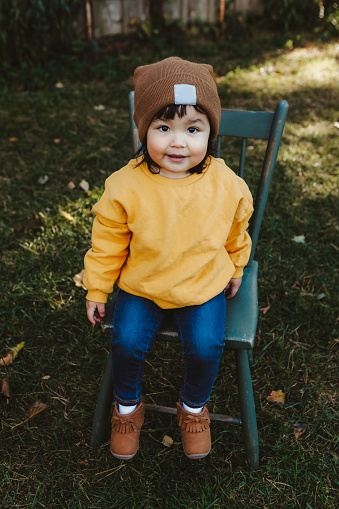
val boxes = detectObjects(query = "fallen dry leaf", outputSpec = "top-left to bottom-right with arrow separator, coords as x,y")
259,304 -> 272,315
41,375 -> 51,380
79,459 -> 89,466
10,401 -> 48,430
54,138 -> 61,144
0,352 -> 13,366
29,401 -> 47,420
55,82 -> 64,88
1,379 -> 10,398
267,390 -> 285,405
162,435 -> 174,447
67,181 -> 76,190
60,210 -> 75,223
9,137 -> 18,142
0,342 -> 24,366
79,179 -> 90,191
11,341 -> 25,360
73,269 -> 87,290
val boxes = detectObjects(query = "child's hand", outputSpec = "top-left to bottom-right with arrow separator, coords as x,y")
86,300 -> 106,325
224,277 -> 242,300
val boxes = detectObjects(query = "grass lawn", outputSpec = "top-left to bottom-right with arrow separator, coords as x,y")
0,33 -> 338,508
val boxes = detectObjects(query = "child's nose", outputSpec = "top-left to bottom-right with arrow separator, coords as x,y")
170,132 -> 186,147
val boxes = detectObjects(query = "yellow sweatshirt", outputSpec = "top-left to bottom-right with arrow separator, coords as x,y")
84,157 -> 253,309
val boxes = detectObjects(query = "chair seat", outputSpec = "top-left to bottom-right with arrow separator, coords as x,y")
104,261 -> 258,351
224,261 -> 258,349
156,262 -> 258,349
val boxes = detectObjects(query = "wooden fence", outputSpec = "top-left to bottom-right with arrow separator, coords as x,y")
84,0 -> 261,39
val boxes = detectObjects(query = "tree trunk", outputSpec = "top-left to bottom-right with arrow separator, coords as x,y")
149,0 -> 164,28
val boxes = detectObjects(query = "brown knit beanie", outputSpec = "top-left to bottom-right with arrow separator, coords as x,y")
133,57 -> 221,143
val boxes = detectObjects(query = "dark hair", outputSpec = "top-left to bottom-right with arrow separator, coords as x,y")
135,104 -> 215,175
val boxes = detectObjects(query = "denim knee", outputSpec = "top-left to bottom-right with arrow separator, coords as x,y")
110,325 -> 144,358
185,332 -> 225,361
110,290 -> 165,358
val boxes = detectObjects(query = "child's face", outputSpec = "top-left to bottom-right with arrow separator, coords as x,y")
146,106 -> 210,179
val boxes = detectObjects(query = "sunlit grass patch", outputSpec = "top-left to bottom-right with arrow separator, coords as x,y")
217,41 -> 339,105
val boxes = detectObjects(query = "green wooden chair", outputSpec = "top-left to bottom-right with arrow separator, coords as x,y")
90,91 -> 288,469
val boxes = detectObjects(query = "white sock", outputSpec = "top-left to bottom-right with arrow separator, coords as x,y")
183,402 -> 203,414
118,403 -> 137,415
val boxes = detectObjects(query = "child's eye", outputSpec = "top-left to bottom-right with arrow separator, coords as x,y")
188,127 -> 199,134
158,125 -> 170,132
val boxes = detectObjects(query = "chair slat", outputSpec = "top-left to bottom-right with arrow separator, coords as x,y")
216,135 -> 222,158
129,91 -> 141,154
239,138 -> 246,178
218,109 -> 274,140
247,100 -> 289,265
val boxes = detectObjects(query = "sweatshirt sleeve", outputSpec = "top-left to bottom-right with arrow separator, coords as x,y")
83,179 -> 131,303
224,181 -> 253,278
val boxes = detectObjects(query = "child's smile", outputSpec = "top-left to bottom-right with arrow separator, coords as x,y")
146,106 -> 210,179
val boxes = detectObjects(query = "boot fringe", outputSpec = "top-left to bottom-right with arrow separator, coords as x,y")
177,404 -> 210,433
180,415 -> 210,433
111,405 -> 144,434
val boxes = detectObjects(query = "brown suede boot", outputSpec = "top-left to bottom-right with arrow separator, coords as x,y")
110,402 -> 145,460
177,402 -> 211,459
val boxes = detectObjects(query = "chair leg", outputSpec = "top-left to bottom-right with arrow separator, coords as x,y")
90,350 -> 114,447
248,349 -> 254,366
235,349 -> 259,469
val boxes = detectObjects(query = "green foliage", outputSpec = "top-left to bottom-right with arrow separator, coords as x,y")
262,0 -> 339,34
0,0 -> 83,68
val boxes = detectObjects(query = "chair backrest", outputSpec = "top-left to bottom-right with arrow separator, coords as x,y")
128,91 -> 288,266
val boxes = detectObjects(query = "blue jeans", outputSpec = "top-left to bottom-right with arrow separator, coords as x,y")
110,290 -> 226,408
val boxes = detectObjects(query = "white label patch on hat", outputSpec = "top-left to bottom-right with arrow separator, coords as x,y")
174,84 -> 196,105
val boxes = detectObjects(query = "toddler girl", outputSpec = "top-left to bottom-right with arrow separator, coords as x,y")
84,57 -> 253,460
